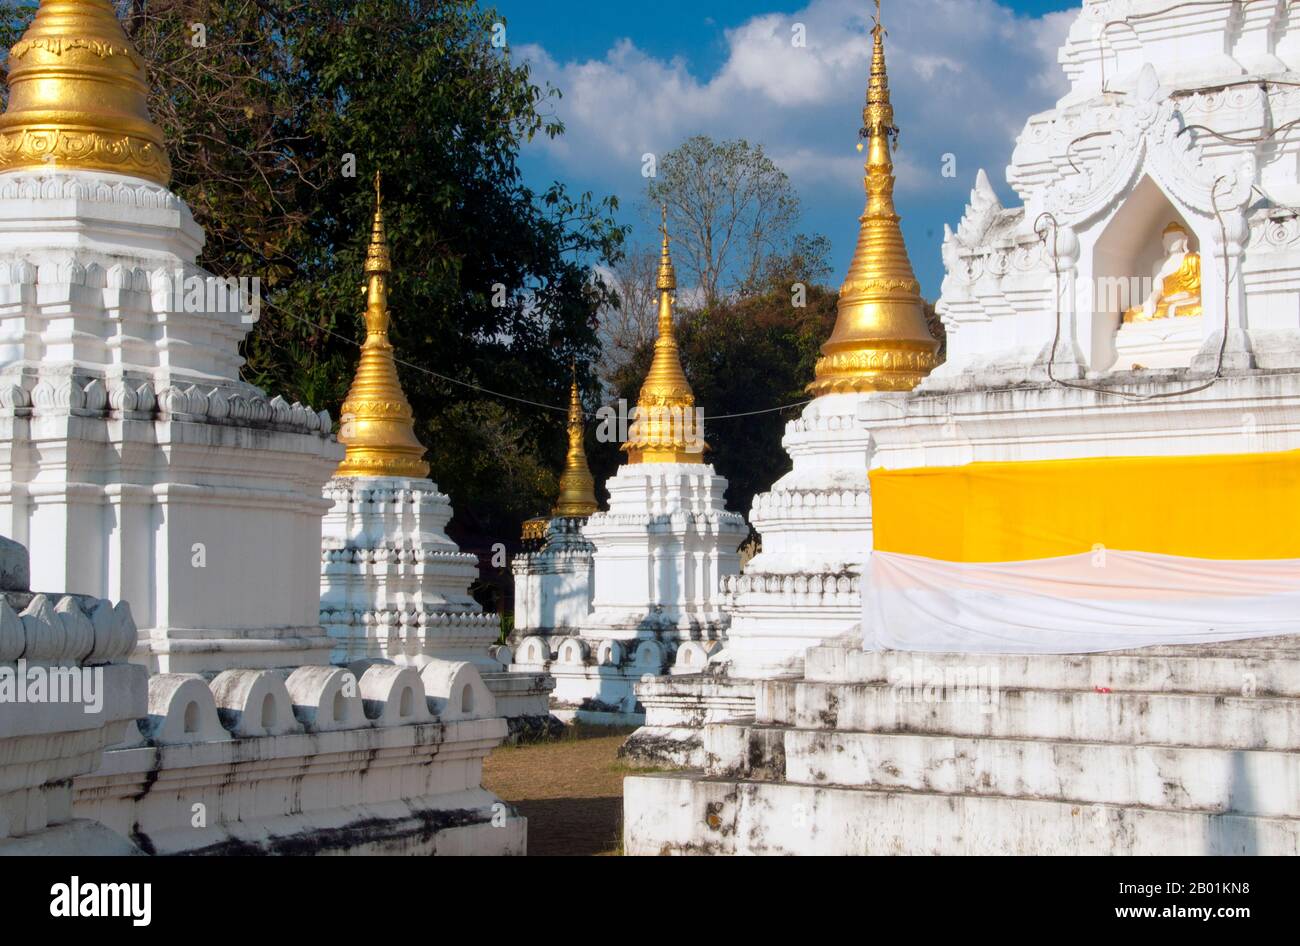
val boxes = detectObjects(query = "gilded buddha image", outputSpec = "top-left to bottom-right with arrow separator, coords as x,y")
1122,221 -> 1203,323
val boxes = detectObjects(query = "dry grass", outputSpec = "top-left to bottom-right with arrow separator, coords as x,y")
483,724 -> 647,856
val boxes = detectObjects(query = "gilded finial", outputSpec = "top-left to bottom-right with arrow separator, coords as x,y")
806,8 -> 938,396
365,172 -> 391,277
623,209 -> 706,464
656,203 -> 676,291
0,0 -> 171,185
336,175 -> 430,479
552,362 -> 599,518
863,4 -> 896,145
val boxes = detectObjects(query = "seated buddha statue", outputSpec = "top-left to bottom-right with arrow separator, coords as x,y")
1122,221 -> 1203,323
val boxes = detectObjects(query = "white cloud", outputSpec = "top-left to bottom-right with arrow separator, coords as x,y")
717,10 -> 865,107
515,0 -> 1076,297
515,0 -> 1073,204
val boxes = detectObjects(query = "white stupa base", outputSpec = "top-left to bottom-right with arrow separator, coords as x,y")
620,673 -> 758,768
321,475 -> 556,729
512,516 -> 595,636
625,635 -> 1300,855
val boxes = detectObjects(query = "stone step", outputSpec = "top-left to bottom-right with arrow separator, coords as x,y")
706,723 -> 1300,817
755,679 -> 1300,750
804,637 -> 1300,697
623,773 -> 1300,855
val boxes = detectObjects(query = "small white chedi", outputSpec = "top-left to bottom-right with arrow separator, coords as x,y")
0,0 -> 524,855
510,376 -> 600,644
511,216 -> 747,724
318,176 -> 556,738
625,0 -> 1300,855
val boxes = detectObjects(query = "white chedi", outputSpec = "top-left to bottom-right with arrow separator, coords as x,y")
512,516 -> 596,636
318,180 -> 554,732
516,462 -> 746,725
0,167 -> 342,674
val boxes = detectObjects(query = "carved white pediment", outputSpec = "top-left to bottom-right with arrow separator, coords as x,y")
1042,64 -> 1255,227
954,169 -> 1005,248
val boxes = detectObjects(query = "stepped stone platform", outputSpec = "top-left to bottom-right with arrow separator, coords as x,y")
624,637 -> 1300,855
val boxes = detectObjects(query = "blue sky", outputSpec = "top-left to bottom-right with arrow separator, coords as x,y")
491,0 -> 1082,298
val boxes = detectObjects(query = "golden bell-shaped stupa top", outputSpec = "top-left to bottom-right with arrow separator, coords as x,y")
0,0 -> 171,185
622,206 -> 706,464
806,1 -> 938,396
552,365 -> 599,518
336,172 -> 430,480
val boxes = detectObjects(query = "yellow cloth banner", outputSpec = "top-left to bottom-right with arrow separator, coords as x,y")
869,450 -> 1300,563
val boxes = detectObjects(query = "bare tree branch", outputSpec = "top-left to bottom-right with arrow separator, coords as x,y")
647,136 -> 800,311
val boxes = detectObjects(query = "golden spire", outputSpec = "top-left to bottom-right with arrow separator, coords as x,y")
807,3 -> 938,396
623,206 -> 706,464
336,172 -> 430,479
0,0 -> 170,185
552,365 -> 599,518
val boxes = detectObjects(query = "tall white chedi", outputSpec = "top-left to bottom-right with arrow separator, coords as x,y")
512,213 -> 746,723
0,0 -> 341,673
718,14 -> 940,680
319,176 -> 554,731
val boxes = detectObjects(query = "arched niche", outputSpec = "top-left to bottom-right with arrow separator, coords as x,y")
1089,175 -> 1206,371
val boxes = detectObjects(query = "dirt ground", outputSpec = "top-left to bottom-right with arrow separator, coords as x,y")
482,726 -> 645,856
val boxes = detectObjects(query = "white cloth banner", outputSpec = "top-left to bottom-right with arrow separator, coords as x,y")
862,550 -> 1300,654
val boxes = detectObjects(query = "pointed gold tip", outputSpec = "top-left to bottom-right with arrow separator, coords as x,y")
552,369 -> 599,518
624,206 -> 704,464
656,204 -> 676,292
365,184 -> 391,276
0,0 -> 171,184
806,9 -> 938,396
336,176 -> 430,479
